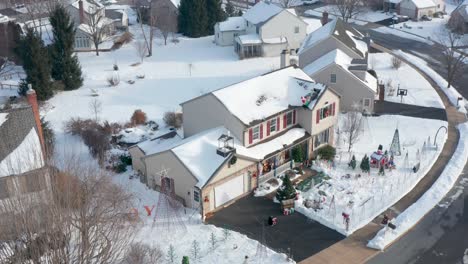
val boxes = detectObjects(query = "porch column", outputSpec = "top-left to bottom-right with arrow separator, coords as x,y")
273,156 -> 277,177
289,148 -> 293,169
305,139 -> 309,161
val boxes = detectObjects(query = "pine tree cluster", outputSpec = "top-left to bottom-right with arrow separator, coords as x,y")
178,0 -> 227,37
15,4 -> 83,101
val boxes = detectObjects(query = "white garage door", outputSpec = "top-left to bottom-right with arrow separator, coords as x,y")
214,175 -> 244,208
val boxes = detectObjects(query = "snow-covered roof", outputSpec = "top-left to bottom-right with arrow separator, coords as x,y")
218,17 -> 247,32
0,128 -> 44,177
77,17 -> 113,34
412,0 -> 436,8
299,19 -> 367,59
243,1 -> 283,25
71,0 -> 104,14
0,14 -> 12,23
212,66 -> 326,125
137,131 -> 183,155
170,0 -> 180,7
286,8 -> 297,16
303,49 -> 377,93
237,34 -> 262,44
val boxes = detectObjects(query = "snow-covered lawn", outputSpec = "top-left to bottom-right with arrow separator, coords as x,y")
295,114 -> 447,235
112,170 -> 293,264
368,121 -> 468,250
369,52 -> 444,109
304,6 -> 393,24
394,50 -> 467,114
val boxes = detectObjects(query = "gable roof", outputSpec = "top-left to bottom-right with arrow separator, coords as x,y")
243,1 -> 283,25
453,3 -> 468,21
70,0 -> 103,14
303,49 -> 377,93
299,19 -> 367,59
211,66 -> 327,125
0,107 -> 44,177
217,16 -> 247,32
411,0 -> 436,8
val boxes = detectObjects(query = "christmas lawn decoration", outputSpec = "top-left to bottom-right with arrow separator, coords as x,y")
276,175 -> 296,202
360,154 -> 370,173
390,129 -> 402,156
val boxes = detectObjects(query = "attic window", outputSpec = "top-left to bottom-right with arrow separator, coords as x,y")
256,95 -> 267,106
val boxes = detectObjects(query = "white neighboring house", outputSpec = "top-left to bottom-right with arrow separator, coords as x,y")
214,1 -> 307,59
66,0 -> 116,50
385,0 -> 445,19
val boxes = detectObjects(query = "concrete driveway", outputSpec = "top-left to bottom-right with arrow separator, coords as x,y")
207,195 -> 345,262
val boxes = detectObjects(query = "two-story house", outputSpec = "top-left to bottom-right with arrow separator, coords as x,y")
129,66 -> 340,219
298,18 -> 378,113
384,0 -> 445,20
0,89 -> 52,232
214,1 -> 307,59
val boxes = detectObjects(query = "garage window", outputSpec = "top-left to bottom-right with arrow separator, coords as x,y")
193,189 -> 200,202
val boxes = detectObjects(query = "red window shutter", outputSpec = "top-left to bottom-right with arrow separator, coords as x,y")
283,114 -> 287,129
266,121 -> 271,136
260,124 -> 263,139
248,128 -> 253,144
316,110 -> 320,124
293,110 -> 296,124
277,116 -> 280,131
332,102 -> 336,116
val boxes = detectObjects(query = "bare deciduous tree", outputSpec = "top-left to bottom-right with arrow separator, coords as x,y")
134,40 -> 148,63
279,0 -> 294,8
436,26 -> 467,88
0,164 -> 136,264
89,98 -> 102,121
86,8 -> 112,56
0,57 -> 15,80
122,243 -> 163,264
342,111 -> 363,152
391,56 -> 403,69
325,0 -> 366,22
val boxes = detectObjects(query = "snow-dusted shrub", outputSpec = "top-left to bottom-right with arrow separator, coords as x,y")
391,56 -> 403,70
317,145 -> 336,161
107,75 -> 120,86
122,243 -> 163,264
163,111 -> 183,129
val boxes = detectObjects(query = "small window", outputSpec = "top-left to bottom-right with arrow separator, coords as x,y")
286,111 -> 293,126
363,98 -> 371,107
294,26 -> 299,33
314,128 -> 330,148
330,74 -> 337,83
234,33 -> 239,37
270,118 -> 277,133
193,189 -> 200,202
252,126 -> 260,140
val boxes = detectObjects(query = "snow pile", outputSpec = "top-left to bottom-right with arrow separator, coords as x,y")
0,128 -> 44,177
369,53 -> 444,109
368,122 -> 468,250
0,113 -> 8,127
394,50 -> 467,113
295,115 -> 447,235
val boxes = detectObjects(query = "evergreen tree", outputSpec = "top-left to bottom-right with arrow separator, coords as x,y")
182,256 -> 190,264
276,175 -> 296,201
225,1 -> 235,17
49,4 -> 83,90
206,0 -> 226,34
292,145 -> 304,162
360,154 -> 370,173
15,28 -> 53,100
178,0 -> 190,34
237,9 -> 243,16
192,0 -> 208,37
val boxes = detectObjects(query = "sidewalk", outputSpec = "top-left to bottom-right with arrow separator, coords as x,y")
299,44 -> 466,264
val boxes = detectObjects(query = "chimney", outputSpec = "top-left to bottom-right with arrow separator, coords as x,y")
321,11 -> 329,26
78,0 -> 85,24
378,83 -> 385,101
280,49 -> 290,68
26,86 -> 45,156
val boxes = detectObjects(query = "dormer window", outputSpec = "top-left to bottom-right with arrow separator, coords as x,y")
252,126 -> 260,141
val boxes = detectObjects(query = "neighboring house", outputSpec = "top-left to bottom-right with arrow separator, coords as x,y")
138,0 -> 179,34
0,89 -> 52,229
105,8 -> 129,30
448,3 -> 468,33
299,19 -> 378,113
66,0 -> 115,50
214,1 -> 308,59
0,16 -> 20,62
385,0 -> 445,19
129,66 -> 340,219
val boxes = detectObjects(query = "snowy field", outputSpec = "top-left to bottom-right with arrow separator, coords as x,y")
369,52 -> 444,109
368,122 -> 468,250
295,114 -> 448,235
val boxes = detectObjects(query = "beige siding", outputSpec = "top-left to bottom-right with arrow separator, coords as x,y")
242,110 -> 297,147
299,37 -> 363,68
311,90 -> 340,136
310,64 -> 376,112
129,147 -> 145,175
260,10 -> 307,50
182,94 -> 245,144
207,156 -> 254,184
296,107 -> 313,135
143,151 -> 199,208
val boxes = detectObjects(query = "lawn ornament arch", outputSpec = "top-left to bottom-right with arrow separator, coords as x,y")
434,126 -> 448,147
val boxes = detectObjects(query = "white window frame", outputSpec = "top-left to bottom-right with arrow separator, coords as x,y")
330,73 -> 337,84
314,128 -> 330,148
252,125 -> 260,141
286,111 -> 294,126
363,98 -> 371,107
270,118 -> 277,133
